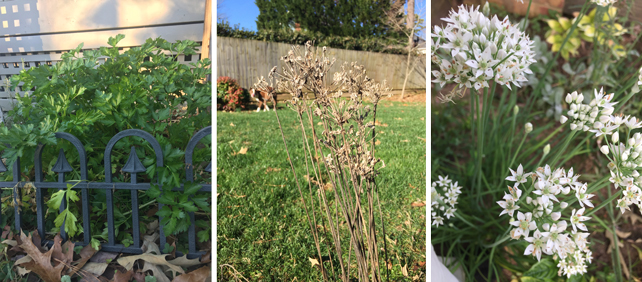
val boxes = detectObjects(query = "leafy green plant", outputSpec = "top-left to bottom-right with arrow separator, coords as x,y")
216,76 -> 249,111
546,7 -> 628,60
3,34 -> 212,247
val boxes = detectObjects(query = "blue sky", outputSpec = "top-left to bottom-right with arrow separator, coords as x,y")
217,0 -> 426,38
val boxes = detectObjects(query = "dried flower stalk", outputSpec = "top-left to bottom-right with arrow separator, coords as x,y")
254,41 -> 391,282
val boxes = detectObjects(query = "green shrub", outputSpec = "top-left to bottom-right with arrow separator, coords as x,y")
216,76 -> 249,111
2,35 -> 211,248
217,20 -> 408,55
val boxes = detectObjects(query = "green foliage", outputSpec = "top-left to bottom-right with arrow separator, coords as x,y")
217,20 -> 408,55
255,0 -> 397,38
46,182 -> 81,237
545,7 -> 628,60
216,76 -> 249,111
5,35 -> 211,245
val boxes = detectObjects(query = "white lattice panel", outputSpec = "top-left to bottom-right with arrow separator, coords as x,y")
0,0 -> 207,114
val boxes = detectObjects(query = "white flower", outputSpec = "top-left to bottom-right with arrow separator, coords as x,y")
574,183 -> 594,208
592,0 -> 617,6
524,230 -> 547,261
510,212 -> 537,239
625,116 -> 642,130
570,208 -> 590,232
541,221 -> 568,254
506,164 -> 532,186
432,216 -> 445,227
437,175 -> 452,186
525,123 -> 533,134
497,196 -> 520,217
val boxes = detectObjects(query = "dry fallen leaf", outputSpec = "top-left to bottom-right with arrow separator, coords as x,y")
228,140 -> 235,144
238,147 -> 248,155
68,244 -> 99,276
230,123 -> 235,126
395,118 -> 402,120
15,231 -> 65,282
374,121 -> 388,127
317,122 -> 323,126
616,229 -> 632,239
172,265 -> 211,282
375,140 -> 381,145
79,262 -> 109,277
113,269 -> 134,282
416,136 -> 426,142
401,264 -> 409,277
420,117 -> 424,121
411,201 -> 426,207
401,140 -> 409,142
117,254 -> 184,279
167,255 -> 204,268
309,257 -> 320,267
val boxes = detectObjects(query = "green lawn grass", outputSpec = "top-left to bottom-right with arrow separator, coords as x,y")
217,100 -> 426,281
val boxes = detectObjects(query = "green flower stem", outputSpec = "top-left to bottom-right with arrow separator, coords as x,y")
521,0 -> 534,30
508,134 -> 527,170
549,130 -> 576,168
606,186 -> 623,282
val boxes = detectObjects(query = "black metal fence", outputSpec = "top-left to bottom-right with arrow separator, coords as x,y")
0,126 -> 211,259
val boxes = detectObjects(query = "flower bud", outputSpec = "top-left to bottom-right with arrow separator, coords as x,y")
623,152 -> 629,161
513,105 -> 519,116
551,212 -> 561,221
566,94 -> 573,104
608,162 -> 616,170
570,123 -> 578,130
525,122 -> 533,134
560,115 -> 568,124
602,108 -> 614,116
601,145 -> 609,155
612,132 -> 619,143
482,1 -> 491,16
543,144 -> 551,156
560,202 -> 569,209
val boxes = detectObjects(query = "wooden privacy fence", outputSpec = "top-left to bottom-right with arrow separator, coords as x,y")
0,0 -> 206,114
1,126 -> 212,259
217,37 -> 427,90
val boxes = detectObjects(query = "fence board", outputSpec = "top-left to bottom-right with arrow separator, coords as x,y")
217,37 -> 427,90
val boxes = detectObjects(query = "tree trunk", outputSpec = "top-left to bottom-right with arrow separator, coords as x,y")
401,0 -> 415,99
406,0 -> 414,50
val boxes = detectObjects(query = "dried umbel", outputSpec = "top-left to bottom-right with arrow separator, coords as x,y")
255,41 -> 391,281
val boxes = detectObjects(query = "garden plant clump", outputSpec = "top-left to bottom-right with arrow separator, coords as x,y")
0,34 -> 212,281
217,76 -> 250,111
253,41 -> 392,281
431,0 -> 642,280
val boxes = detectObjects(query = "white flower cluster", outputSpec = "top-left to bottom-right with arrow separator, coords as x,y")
562,88 -> 642,213
498,164 -> 593,278
431,4 -> 536,91
431,175 -> 462,227
592,0 -> 617,7
560,88 -> 620,136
